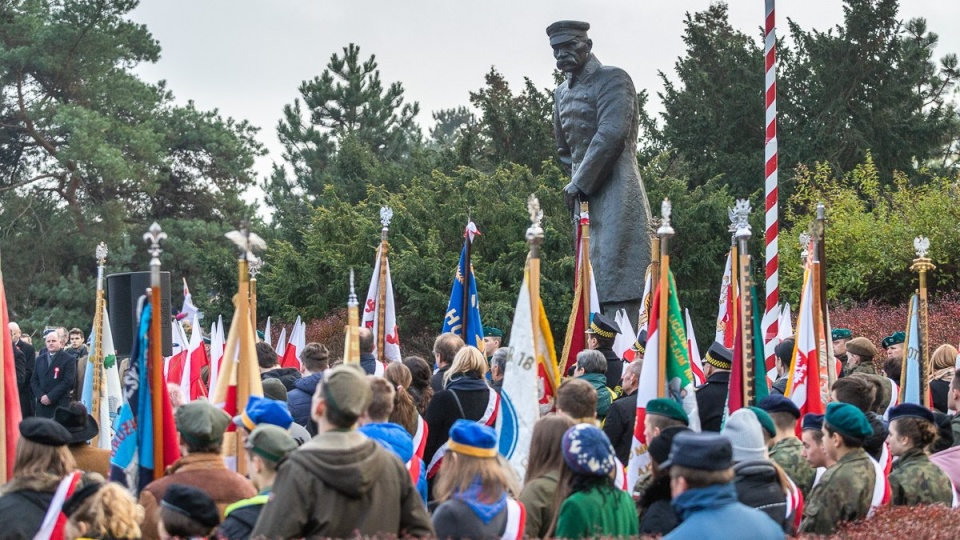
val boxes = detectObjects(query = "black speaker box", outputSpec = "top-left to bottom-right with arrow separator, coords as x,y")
106,271 -> 172,357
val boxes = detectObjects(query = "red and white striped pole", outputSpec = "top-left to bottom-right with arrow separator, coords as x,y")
762,0 -> 780,380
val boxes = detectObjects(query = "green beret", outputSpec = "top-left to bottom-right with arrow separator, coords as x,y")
831,328 -> 852,341
482,326 -> 503,339
824,402 -> 873,440
881,331 -> 906,349
748,406 -> 777,438
646,398 -> 689,425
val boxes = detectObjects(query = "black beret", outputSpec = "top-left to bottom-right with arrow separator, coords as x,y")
62,482 -> 103,517
648,426 -> 690,465
161,484 -> 220,528
888,403 -> 935,424
20,417 -> 72,446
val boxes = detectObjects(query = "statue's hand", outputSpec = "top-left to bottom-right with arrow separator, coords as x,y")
563,182 -> 582,209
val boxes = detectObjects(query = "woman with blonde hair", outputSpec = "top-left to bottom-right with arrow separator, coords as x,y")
518,414 -> 574,538
384,361 -> 429,461
65,482 -> 144,539
0,417 -> 81,538
432,420 -> 524,539
424,346 -> 498,482
928,344 -> 958,413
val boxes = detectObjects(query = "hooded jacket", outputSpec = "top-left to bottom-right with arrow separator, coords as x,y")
261,366 -> 301,393
288,372 -> 322,428
251,429 -> 433,539
664,482 -> 783,540
732,460 -> 788,531
359,422 -> 428,503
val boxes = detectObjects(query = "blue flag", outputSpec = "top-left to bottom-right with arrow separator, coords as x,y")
109,302 -> 156,493
442,243 -> 484,350
903,294 -> 921,404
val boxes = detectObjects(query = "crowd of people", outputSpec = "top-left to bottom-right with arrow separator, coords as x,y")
4,317 -> 960,539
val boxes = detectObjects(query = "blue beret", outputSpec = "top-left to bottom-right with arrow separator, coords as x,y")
825,402 -> 873,440
758,394 -> 801,419
802,413 -> 824,432
562,424 -> 616,477
546,20 -> 590,45
646,398 -> 689,425
882,331 -> 906,348
888,403 -> 935,424
748,406 -> 777,438
662,432 -> 733,471
234,395 -> 293,431
704,342 -> 733,370
832,328 -> 852,341
448,419 -> 498,458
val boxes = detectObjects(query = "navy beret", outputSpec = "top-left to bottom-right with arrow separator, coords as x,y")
20,417 -> 72,446
758,394 -> 801,419
662,431 -> 733,471
162,484 -> 220,528
888,403 -> 935,424
802,413 -> 824,432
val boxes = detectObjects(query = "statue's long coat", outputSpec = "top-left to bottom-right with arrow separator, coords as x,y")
554,54 -> 652,304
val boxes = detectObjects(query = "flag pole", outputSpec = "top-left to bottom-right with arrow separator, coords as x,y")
580,201 -> 593,337
344,269 -> 361,364
656,199 -> 675,399
143,223 -> 167,479
91,243 -> 108,447
249,257 -> 262,337
376,207 -> 393,361
732,200 -> 756,406
815,204 -> 836,386
461,221 -> 472,343
911,237 -> 934,408
527,195 -> 545,367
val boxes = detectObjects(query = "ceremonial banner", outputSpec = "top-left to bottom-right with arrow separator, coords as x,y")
684,308 -> 705,386
901,294 -> 921,404
264,316 -> 272,347
715,250 -> 734,347
613,309 -> 633,362
81,305 -> 122,449
280,316 -> 304,369
627,273 -> 700,490
0,254 -> 21,483
363,245 -> 401,362
180,278 -> 199,321
442,225 -> 484,350
559,210 -> 599,374
273,326 -> 287,357
208,317 -> 224,398
498,270 -> 556,480
178,313 -> 209,403
110,303 -> 180,493
785,269 -> 825,421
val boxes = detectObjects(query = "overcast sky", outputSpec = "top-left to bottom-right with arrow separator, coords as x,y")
128,0 -> 960,208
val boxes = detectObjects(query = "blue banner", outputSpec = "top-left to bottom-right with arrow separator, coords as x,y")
442,244 -> 484,350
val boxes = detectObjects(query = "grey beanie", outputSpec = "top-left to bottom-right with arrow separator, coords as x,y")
722,409 -> 767,463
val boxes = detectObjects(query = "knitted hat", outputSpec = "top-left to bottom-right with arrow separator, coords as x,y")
648,426 -> 690,466
448,419 -> 498,458
562,424 -> 616,477
722,409 -> 767,462
824,402 -> 873,440
846,337 -> 878,360
646,398 -> 689,425
234,395 -> 294,431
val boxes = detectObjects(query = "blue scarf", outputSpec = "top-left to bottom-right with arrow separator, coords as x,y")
454,478 -> 506,524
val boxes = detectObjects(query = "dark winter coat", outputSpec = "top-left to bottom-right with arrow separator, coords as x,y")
29,349 -> 76,418
600,348 -> 624,396
219,492 -> 269,540
424,376 -> 494,465
732,460 -> 788,531
0,474 -> 60,539
638,475 -> 679,536
696,371 -> 731,432
603,390 -> 638,464
287,371 -> 322,428
16,338 -> 35,416
429,365 -> 450,393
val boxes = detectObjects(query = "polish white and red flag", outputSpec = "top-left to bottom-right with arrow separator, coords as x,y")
362,245 -> 402,364
280,316 -> 305,369
785,268 -> 824,423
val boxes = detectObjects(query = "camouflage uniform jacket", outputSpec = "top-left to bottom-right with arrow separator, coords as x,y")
769,437 -> 816,498
799,448 -> 875,535
889,447 -> 953,506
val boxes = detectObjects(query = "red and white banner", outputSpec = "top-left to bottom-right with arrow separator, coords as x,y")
362,246 -> 401,363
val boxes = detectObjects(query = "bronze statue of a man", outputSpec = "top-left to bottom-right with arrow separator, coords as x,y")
547,20 -> 652,325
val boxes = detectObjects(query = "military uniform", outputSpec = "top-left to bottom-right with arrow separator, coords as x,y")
889,448 -> 953,506
601,348 -> 623,396
769,437 -> 816,498
799,448 -> 875,535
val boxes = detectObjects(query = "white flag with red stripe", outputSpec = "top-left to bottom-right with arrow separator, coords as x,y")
179,313 -> 209,403
785,268 -> 824,418
362,246 -> 402,363
685,308 -> 705,386
280,316 -> 304,369
715,251 -> 734,347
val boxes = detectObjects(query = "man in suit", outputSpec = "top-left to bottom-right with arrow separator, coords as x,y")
30,331 -> 76,418
9,322 -> 36,416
